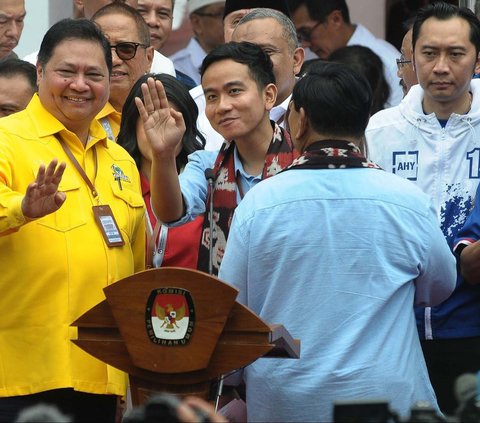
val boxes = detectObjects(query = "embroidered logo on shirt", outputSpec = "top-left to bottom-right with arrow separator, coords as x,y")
145,288 -> 195,346
111,164 -> 131,183
392,151 -> 419,180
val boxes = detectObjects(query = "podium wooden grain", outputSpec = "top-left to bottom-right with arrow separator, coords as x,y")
71,267 -> 300,405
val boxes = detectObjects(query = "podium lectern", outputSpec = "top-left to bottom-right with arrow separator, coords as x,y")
71,268 -> 300,405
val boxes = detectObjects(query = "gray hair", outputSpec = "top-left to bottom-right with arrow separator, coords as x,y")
235,8 -> 299,52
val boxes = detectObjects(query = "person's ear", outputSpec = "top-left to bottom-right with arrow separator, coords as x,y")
36,62 -> 43,85
145,46 -> 154,70
293,47 -> 305,76
190,13 -> 202,35
328,10 -> 343,29
264,83 -> 277,111
297,107 -> 309,141
474,52 -> 480,76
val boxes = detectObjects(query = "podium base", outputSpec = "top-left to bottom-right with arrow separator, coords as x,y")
129,376 -> 211,406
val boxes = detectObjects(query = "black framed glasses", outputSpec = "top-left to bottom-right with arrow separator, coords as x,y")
296,21 -> 324,43
110,42 -> 148,61
194,11 -> 224,19
396,55 -> 412,70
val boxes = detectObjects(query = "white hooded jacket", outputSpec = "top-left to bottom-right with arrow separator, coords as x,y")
365,80 -> 480,340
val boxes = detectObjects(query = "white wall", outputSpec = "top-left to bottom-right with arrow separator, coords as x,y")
15,0 -> 71,60
347,0 -> 386,39
14,0 -> 389,61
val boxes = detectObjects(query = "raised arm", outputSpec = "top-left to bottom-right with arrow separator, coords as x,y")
135,77 -> 186,223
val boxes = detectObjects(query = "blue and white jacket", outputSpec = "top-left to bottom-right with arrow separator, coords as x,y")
365,80 -> 480,340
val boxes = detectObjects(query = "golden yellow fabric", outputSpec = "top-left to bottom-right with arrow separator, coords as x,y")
96,101 -> 122,142
0,94 -> 145,396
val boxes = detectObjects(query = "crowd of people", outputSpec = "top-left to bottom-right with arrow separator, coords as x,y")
0,0 -> 479,421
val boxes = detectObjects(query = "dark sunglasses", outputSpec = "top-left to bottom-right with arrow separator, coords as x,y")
110,42 -> 148,61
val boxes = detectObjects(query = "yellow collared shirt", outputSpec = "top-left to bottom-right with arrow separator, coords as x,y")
0,94 -> 145,397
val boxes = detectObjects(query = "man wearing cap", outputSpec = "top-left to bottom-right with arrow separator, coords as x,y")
170,0 -> 225,85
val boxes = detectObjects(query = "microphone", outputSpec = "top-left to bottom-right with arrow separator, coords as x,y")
204,168 -> 215,276
204,167 -> 223,411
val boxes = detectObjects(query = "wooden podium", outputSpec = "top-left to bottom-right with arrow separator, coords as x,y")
71,267 -> 300,405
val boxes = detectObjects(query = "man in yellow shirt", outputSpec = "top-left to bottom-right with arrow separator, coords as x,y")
0,18 -> 145,423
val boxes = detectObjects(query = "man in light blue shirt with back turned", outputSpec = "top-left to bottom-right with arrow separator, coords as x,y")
218,62 -> 456,422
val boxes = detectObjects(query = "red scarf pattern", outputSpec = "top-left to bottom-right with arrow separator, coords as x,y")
197,122 -> 298,275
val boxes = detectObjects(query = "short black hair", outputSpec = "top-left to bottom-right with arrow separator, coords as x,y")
92,2 -> 151,46
292,62 -> 371,139
287,0 -> 350,24
117,73 -> 205,173
37,18 -> 112,74
0,59 -> 37,91
200,41 -> 275,89
328,45 -> 389,115
412,2 -> 480,56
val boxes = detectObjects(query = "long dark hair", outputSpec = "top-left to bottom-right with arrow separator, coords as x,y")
117,73 -> 205,173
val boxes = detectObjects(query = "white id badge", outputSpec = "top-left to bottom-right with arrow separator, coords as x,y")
92,205 -> 125,247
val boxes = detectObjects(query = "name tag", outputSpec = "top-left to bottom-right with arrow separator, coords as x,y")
92,205 -> 125,247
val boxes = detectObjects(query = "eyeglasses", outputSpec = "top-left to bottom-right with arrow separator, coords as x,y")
194,11 -> 224,19
296,21 -> 324,43
396,55 -> 412,70
110,42 -> 148,61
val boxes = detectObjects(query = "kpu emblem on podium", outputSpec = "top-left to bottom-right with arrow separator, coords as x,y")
145,287 -> 195,346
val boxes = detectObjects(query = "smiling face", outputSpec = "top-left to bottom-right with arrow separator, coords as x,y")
94,12 -> 153,111
232,17 -> 304,105
202,59 -> 275,143
137,0 -> 173,51
36,39 -> 110,141
414,16 -> 479,113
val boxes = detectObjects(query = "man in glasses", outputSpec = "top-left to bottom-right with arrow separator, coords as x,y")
170,0 -> 225,85
93,2 -> 154,114
397,20 -> 417,96
89,2 -> 154,142
287,0 -> 403,108
366,3 -> 480,414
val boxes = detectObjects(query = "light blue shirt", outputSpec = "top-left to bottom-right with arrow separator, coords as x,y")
219,167 -> 456,422
167,148 -> 261,226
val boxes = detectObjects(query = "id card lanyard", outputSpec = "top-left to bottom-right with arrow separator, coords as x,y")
58,137 -> 125,247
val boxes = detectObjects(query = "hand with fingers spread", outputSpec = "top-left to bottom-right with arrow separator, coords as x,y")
21,159 -> 67,219
135,77 -> 186,157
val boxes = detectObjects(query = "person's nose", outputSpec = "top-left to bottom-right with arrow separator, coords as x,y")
70,74 -> 89,91
111,48 -> 124,66
217,95 -> 233,113
145,10 -> 159,27
5,20 -> 21,40
432,53 -> 450,74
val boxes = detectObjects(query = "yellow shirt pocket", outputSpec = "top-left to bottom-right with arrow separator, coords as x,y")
110,180 -> 145,240
37,174 -> 87,232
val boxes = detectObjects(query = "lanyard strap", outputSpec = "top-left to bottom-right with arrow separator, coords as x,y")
58,137 -> 99,199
